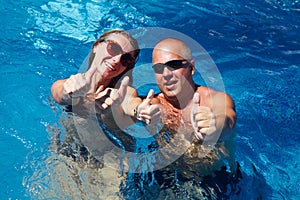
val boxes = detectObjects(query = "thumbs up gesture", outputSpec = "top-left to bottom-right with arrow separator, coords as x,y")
135,89 -> 161,125
62,63 -> 98,98
191,93 -> 217,140
94,76 -> 129,111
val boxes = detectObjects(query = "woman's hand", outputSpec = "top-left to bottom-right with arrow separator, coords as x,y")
94,76 -> 129,111
62,64 -> 97,98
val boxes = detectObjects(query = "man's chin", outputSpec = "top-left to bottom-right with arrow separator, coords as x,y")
163,90 -> 178,98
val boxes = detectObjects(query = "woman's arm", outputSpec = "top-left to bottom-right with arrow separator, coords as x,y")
51,79 -> 69,104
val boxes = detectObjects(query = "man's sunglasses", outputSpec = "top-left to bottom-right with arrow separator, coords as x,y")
152,60 -> 191,74
104,40 -> 136,68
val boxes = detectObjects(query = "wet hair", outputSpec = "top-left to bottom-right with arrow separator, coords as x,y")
87,29 -> 140,86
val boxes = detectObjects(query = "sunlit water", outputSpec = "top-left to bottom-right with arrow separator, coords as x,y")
0,0 -> 299,199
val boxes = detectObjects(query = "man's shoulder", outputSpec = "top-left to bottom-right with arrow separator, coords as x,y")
196,86 -> 216,96
151,92 -> 164,104
196,86 -> 229,97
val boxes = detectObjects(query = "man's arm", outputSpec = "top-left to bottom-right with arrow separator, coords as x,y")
213,92 -> 236,139
191,89 -> 236,142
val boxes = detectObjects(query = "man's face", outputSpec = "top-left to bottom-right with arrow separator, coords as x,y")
152,49 -> 194,99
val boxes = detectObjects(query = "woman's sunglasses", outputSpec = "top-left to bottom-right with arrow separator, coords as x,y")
152,60 -> 191,74
104,40 -> 136,68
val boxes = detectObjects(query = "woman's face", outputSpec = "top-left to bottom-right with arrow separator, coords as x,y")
92,33 -> 136,79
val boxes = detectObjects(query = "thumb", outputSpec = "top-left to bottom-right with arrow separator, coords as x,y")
84,63 -> 97,85
117,76 -> 129,97
192,92 -> 200,106
144,89 -> 154,105
191,92 -> 202,139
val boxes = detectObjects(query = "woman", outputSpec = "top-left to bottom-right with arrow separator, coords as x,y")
51,29 -> 140,112
47,30 -> 143,199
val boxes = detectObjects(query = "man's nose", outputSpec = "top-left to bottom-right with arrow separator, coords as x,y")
162,66 -> 173,77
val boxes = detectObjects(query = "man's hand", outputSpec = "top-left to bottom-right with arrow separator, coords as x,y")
94,76 -> 129,111
191,92 -> 216,140
136,89 -> 161,125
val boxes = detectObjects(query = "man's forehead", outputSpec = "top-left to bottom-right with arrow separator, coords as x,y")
153,48 -> 185,60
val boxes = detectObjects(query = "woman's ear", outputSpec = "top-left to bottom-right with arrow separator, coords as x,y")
92,45 -> 98,53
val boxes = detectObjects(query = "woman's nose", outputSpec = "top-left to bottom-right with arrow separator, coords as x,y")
112,54 -> 122,63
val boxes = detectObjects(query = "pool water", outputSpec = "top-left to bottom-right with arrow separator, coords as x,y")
1,0 -> 299,199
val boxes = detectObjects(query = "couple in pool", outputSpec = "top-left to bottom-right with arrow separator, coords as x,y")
51,29 -> 240,198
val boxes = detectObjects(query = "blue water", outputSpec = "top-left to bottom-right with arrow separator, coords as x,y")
1,0 -> 299,199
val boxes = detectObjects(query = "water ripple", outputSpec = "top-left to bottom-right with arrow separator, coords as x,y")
27,0 -> 156,43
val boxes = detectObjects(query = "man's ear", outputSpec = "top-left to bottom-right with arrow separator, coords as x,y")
190,60 -> 195,75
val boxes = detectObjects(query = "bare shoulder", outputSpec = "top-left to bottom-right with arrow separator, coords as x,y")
126,85 -> 138,96
151,92 -> 163,104
195,86 -> 215,105
196,86 -> 234,107
213,91 -> 235,108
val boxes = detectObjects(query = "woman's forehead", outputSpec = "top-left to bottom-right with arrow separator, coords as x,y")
106,33 -> 134,52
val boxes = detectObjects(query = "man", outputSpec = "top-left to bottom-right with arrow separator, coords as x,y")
135,38 -> 240,198
151,38 -> 236,141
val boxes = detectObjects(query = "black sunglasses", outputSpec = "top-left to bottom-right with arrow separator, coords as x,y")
104,40 -> 136,68
152,60 -> 191,74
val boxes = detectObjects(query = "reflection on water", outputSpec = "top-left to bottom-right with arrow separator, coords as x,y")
27,115 -> 125,199
26,110 -> 246,199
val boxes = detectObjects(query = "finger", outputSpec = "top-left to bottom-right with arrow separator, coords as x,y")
138,106 -> 160,118
193,106 -> 212,116
63,74 -> 87,96
149,113 -> 161,125
63,79 -> 72,94
149,105 -> 160,115
104,97 -> 113,106
194,111 -> 213,121
194,131 -> 204,141
138,113 -> 152,120
191,93 -> 202,135
144,89 -> 154,105
95,88 -> 112,100
191,92 -> 200,123
144,119 -> 151,125
196,119 -> 211,128
192,92 -> 200,105
64,74 -> 80,93
95,85 -> 105,95
101,103 -> 109,110
199,127 -> 214,136
117,76 -> 129,98
84,63 -> 98,84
